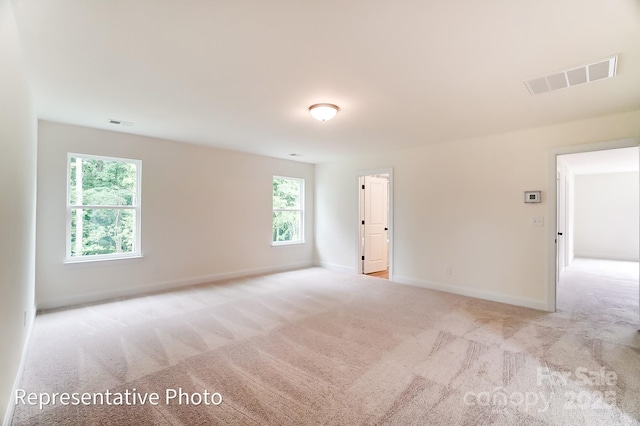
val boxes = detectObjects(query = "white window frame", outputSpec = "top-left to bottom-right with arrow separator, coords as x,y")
65,153 -> 142,263
272,176 -> 305,246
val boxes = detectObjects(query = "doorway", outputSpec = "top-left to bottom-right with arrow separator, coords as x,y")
357,169 -> 393,280
549,142 -> 639,328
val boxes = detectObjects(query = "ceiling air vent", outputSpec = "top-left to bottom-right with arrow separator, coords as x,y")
524,56 -> 617,95
108,119 -> 135,126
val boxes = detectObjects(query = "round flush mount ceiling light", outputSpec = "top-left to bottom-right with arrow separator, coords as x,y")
309,103 -> 339,121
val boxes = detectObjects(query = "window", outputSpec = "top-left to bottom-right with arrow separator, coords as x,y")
66,153 -> 141,262
272,176 -> 304,245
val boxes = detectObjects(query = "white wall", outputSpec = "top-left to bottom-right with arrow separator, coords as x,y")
0,0 -> 37,423
574,172 -> 639,261
36,121 -> 314,309
315,110 -> 640,310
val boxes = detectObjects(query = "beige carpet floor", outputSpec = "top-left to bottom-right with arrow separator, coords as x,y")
11,259 -> 640,425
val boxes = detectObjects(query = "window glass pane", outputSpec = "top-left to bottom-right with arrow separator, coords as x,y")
69,157 -> 137,206
70,208 -> 136,257
272,210 -> 301,242
273,178 -> 300,209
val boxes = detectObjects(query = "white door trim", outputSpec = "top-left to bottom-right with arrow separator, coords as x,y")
546,137 -> 640,313
356,168 -> 394,279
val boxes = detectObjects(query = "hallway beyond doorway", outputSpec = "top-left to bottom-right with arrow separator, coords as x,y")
557,257 -> 639,335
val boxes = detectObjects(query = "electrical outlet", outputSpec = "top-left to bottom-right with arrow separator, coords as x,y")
532,217 -> 544,227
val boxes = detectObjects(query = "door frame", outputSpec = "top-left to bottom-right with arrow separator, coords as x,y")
356,168 -> 394,279
546,137 -> 640,313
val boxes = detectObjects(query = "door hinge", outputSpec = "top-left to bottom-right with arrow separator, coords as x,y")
362,220 -> 365,225
362,184 -> 365,189
362,256 -> 365,261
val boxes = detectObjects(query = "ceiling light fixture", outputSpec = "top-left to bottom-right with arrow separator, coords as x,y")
309,103 -> 339,121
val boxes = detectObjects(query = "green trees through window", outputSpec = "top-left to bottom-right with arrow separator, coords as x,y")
272,177 -> 304,244
67,154 -> 141,260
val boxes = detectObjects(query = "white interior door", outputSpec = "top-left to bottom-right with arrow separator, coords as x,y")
363,176 -> 388,274
557,167 -> 567,278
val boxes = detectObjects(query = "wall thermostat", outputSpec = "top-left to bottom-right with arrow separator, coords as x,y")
524,191 -> 541,203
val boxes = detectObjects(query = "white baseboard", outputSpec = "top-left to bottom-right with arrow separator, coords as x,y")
3,305 -> 36,426
393,275 -> 549,311
574,254 -> 640,262
37,261 -> 313,311
315,261 -> 355,274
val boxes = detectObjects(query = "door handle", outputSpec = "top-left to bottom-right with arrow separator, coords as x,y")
384,227 -> 388,231
557,232 -> 563,236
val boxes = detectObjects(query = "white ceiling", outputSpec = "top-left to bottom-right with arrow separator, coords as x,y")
560,147 -> 639,175
12,0 -> 640,164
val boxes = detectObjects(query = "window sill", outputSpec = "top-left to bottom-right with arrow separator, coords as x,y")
272,241 -> 306,247
64,254 -> 144,265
